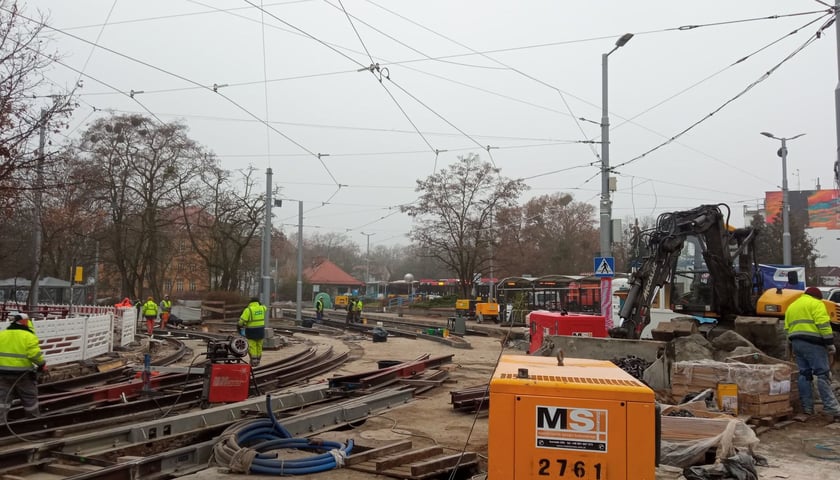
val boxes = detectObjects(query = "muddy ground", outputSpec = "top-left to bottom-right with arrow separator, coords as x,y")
163,319 -> 840,480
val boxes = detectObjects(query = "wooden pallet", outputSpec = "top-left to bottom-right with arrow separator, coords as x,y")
347,440 -> 479,479
748,412 -> 794,427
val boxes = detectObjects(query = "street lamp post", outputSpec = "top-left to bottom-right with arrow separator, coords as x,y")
760,131 -> 806,265
361,232 -> 375,285
600,33 -> 633,257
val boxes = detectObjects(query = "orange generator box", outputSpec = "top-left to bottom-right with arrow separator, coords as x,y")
206,364 -> 251,403
528,311 -> 607,354
488,355 -> 658,480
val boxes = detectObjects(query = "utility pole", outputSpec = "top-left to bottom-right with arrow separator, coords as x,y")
600,33 -> 633,258
761,131 -> 806,265
835,0 -> 840,188
29,108 -> 47,311
261,168 -> 272,325
93,240 -> 99,304
296,201 -> 303,322
361,232 -> 375,285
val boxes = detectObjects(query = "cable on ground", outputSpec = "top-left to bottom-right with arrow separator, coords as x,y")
212,394 -> 353,474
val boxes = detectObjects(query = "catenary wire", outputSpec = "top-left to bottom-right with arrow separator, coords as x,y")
3,6 -> 342,186
367,1 -> 827,184
362,0 -> 599,165
75,0 -> 118,88
55,0 -> 792,187
60,0 -> 315,31
613,14 -> 830,171
37,4 -> 800,234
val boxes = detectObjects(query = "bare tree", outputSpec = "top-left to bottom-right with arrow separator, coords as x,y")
402,153 -> 527,297
176,164 -> 265,291
77,114 -> 212,299
495,193 -> 598,277
0,2 -> 74,208
305,232 -> 360,274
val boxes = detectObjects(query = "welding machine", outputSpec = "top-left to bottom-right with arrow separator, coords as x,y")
200,336 -> 252,408
488,354 -> 658,480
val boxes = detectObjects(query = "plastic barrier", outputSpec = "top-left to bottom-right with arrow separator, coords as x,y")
0,313 -> 116,365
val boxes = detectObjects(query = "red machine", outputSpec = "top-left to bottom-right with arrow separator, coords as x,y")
200,337 -> 253,407
529,311 -> 607,354
206,364 -> 251,403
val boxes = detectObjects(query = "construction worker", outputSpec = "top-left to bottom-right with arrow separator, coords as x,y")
238,297 -> 266,368
0,313 -> 46,419
142,296 -> 159,336
345,298 -> 354,325
785,286 -> 840,419
315,297 -> 324,322
354,298 -> 363,323
159,295 -> 172,329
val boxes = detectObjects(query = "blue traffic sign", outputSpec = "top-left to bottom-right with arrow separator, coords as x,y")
594,257 -> 615,277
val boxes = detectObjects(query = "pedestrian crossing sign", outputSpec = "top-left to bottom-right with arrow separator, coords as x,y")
594,257 -> 615,277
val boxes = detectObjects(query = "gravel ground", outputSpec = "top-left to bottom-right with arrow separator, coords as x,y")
164,317 -> 840,480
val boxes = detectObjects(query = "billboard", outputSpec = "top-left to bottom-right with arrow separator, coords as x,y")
765,189 -> 840,230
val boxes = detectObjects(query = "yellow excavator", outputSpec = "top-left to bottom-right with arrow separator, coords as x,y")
455,297 -> 500,323
611,203 -> 838,357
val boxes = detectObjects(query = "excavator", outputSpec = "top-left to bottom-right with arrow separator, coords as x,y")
609,203 -> 838,357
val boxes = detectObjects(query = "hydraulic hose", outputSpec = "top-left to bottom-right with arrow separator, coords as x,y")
212,394 -> 353,475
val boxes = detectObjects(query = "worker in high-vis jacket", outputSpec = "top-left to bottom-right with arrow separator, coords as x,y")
142,296 -> 159,336
239,297 -> 267,368
0,313 -> 47,419
785,286 -> 840,419
159,295 -> 172,329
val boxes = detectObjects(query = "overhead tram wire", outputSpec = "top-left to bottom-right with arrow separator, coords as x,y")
613,11 -> 831,132
75,0 -> 118,88
603,11 -> 832,186
368,1 -> 832,180
65,3 -> 829,70
62,7 -> 810,190
362,0 -> 598,165
2,7 -> 342,188
60,0 -> 316,31
612,13 -> 832,172
37,53 -> 166,125
247,0 -> 497,171
334,0 -> 468,171
87,107 -> 581,143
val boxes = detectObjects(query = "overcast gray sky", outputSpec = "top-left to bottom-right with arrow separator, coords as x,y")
22,1 -> 840,249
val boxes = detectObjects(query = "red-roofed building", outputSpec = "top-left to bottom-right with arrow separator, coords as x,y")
304,257 -> 364,298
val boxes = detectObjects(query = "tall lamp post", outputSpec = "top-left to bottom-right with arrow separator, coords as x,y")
600,33 -> 634,257
360,232 -> 375,285
760,131 -> 806,265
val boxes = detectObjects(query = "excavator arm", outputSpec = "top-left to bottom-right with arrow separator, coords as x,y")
610,204 -> 759,339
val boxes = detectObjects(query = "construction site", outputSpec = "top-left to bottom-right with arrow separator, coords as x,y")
0,297 -> 838,480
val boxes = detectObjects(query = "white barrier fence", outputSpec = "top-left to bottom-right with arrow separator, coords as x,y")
115,306 -> 136,346
0,305 -> 139,365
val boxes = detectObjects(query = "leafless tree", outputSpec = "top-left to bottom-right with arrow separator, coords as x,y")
0,1 -> 74,208
495,193 -> 598,277
176,164 -> 265,291
402,153 -> 527,297
77,114 -> 212,299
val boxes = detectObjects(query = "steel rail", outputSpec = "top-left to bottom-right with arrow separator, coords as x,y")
0,347 -> 345,442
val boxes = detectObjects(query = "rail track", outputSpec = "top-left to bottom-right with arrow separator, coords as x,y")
287,310 -> 478,349
0,353 -> 455,480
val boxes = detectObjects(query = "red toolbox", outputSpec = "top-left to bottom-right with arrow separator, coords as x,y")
528,311 -> 607,353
